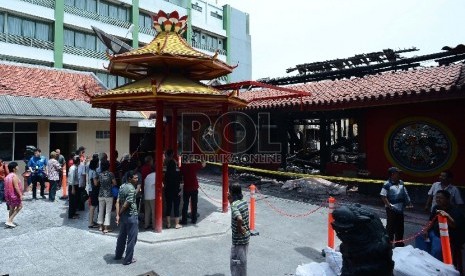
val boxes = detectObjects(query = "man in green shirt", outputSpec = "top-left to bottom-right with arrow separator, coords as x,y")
115,171 -> 139,265
229,183 -> 250,276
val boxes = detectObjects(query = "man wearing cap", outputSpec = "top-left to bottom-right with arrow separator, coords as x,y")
380,167 -> 413,247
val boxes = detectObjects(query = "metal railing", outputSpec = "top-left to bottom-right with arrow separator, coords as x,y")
18,0 -> 55,9
64,5 -> 132,29
138,25 -> 156,36
63,45 -> 107,60
0,33 -> 54,50
191,41 -> 227,55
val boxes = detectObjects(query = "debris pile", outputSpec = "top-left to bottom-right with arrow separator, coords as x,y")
282,178 -> 346,196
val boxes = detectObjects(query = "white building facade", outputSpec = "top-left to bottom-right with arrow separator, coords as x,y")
0,0 -> 252,85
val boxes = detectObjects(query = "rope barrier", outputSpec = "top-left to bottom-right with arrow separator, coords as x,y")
198,184 -> 222,204
205,161 -> 430,187
255,186 -> 326,218
391,215 -> 437,245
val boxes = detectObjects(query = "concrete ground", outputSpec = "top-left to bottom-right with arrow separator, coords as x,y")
1,179 -> 429,276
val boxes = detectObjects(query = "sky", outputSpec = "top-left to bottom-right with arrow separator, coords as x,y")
219,0 -> 465,80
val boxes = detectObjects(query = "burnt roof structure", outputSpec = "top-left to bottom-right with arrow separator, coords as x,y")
259,46 -> 465,85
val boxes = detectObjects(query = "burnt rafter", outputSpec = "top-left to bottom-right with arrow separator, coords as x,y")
286,48 -> 418,74
261,47 -> 465,86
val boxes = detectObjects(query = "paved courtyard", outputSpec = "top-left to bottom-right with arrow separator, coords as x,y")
1,180 -> 427,276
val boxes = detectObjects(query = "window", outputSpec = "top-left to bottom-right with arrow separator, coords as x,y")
96,131 -> 110,139
64,29 -> 75,46
0,13 -> 4,33
65,0 -> 97,13
98,0 -> 130,21
74,32 -> 86,48
97,36 -> 106,52
96,72 -> 129,89
50,123 -> 77,132
139,12 -> 153,29
98,1 -> 109,17
86,0 -> 97,13
206,35 -> 212,49
192,30 -> 201,43
64,28 -> 101,52
6,15 -> 53,41
85,34 -> 96,51
0,122 -> 38,161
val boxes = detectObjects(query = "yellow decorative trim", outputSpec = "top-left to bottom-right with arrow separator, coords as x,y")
151,80 -> 157,95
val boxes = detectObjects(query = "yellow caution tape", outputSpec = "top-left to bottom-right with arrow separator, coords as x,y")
205,161 -> 430,187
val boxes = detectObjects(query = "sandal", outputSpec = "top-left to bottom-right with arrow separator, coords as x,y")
175,224 -> 182,229
123,258 -> 136,265
88,224 -> 99,229
5,222 -> 16,228
103,229 -> 113,234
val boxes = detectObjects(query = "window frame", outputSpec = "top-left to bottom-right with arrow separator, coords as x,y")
0,122 -> 38,161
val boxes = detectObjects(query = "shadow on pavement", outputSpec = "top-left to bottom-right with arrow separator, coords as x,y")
294,246 -> 326,260
103,253 -> 120,265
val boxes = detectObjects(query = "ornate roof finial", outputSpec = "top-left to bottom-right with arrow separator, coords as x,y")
152,10 -> 188,34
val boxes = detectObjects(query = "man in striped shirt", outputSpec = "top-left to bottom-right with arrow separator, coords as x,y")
115,171 -> 139,265
229,183 -> 250,276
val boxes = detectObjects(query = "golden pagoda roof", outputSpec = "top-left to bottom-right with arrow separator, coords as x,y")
91,73 -> 248,111
107,10 -> 234,81
100,74 -> 221,96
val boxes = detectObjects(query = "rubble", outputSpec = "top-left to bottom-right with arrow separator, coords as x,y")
281,178 -> 347,196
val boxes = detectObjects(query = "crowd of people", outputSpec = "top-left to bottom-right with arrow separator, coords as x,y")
380,167 -> 465,274
0,145 -> 217,266
4,146 -> 463,274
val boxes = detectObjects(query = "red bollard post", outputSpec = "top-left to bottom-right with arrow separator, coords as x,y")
328,197 -> 335,249
249,184 -> 256,231
438,214 -> 453,265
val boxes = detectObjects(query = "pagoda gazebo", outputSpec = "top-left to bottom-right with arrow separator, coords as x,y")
90,10 -> 247,233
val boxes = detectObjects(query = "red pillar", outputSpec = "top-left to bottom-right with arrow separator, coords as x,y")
154,101 -> 164,233
110,104 -> 116,173
222,104 -> 229,213
172,108 -> 178,159
164,120 -> 171,149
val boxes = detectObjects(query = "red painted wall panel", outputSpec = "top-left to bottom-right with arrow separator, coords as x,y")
364,100 -> 465,186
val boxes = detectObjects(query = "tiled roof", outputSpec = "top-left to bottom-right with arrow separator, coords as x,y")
0,62 -> 143,119
116,32 -> 208,58
240,64 -> 465,110
0,62 -> 105,101
108,32 -> 234,81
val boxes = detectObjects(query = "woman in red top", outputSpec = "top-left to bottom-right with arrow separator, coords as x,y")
4,162 -> 22,228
